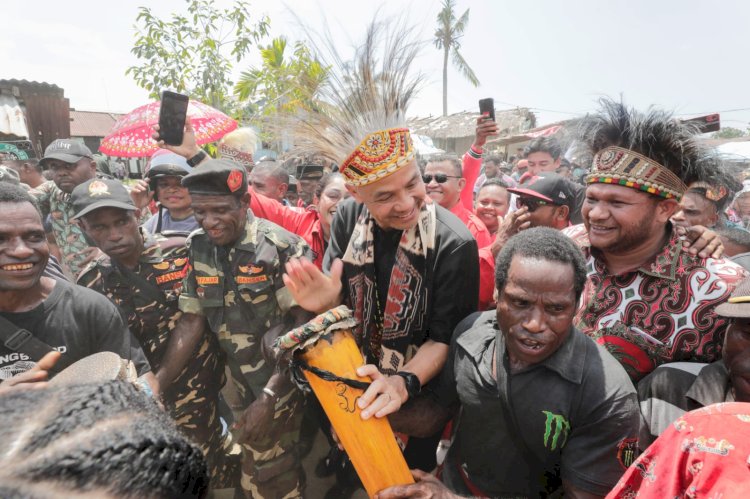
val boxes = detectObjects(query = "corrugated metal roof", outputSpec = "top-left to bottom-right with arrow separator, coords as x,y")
70,110 -> 123,138
408,108 -> 536,140
0,79 -> 63,91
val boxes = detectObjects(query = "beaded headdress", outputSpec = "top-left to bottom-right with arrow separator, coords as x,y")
578,99 -> 724,203
282,19 -> 423,187
588,146 -> 687,200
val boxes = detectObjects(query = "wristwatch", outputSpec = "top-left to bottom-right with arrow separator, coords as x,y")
187,150 -> 207,167
396,371 -> 421,399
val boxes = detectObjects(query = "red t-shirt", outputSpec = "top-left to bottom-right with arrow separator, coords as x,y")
249,188 -> 326,268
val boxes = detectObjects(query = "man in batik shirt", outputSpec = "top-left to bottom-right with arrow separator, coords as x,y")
564,99 -> 747,382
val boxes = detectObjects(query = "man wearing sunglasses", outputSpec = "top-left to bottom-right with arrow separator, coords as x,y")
423,155 -> 492,248
508,173 -> 574,230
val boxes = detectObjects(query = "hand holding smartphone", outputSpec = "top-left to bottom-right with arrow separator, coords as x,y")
479,98 -> 495,122
158,91 -> 190,146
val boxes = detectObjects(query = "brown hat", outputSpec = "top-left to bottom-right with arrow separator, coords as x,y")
715,277 -> 750,318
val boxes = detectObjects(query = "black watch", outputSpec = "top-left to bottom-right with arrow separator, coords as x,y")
396,371 -> 421,399
186,150 -> 207,167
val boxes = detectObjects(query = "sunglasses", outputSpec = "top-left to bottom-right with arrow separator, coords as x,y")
422,174 -> 461,184
516,197 -> 549,212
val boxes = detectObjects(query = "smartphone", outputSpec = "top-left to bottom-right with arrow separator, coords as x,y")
158,91 -> 189,146
479,98 -> 495,122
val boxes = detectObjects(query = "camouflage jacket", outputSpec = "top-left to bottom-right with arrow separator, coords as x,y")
179,211 -> 312,396
78,229 -> 194,372
30,180 -> 93,277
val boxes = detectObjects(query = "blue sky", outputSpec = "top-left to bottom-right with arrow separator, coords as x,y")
3,0 -> 750,128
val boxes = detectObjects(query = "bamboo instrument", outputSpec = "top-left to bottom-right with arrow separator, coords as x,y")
275,306 -> 414,497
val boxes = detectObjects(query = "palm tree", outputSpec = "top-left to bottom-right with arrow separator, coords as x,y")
434,0 -> 480,116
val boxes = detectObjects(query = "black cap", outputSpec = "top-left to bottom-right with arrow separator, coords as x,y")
40,139 -> 93,167
508,173 -> 574,208
296,163 -> 324,180
71,178 -> 136,219
182,159 -> 247,196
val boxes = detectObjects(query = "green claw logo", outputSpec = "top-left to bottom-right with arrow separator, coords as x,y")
542,411 -> 570,451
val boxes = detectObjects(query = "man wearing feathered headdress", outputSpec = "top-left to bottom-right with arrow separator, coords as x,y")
564,99 -> 748,382
283,20 -> 479,471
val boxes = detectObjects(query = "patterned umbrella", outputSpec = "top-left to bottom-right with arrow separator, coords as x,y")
99,100 -> 237,157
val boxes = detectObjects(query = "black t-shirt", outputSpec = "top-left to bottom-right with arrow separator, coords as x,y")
324,198 -> 479,345
0,280 -> 151,380
436,311 -> 639,497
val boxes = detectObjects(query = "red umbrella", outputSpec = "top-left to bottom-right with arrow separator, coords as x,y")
99,100 -> 238,157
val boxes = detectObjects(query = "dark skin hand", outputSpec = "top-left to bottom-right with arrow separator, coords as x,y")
236,306 -> 312,444
491,205 -> 531,257
154,312 -> 206,394
0,350 -> 60,395
375,470 -> 463,499
678,224 -> 723,258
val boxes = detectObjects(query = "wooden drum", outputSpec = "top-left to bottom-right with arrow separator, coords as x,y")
275,306 -> 414,497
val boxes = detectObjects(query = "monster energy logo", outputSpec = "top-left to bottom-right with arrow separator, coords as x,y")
542,411 -> 570,451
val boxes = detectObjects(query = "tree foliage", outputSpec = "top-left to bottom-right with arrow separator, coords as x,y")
712,127 -> 749,139
434,0 -> 480,116
126,0 -> 269,113
234,36 -> 328,119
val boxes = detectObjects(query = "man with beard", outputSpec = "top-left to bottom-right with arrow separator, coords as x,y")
29,139 -> 101,277
73,178 -> 237,488
564,99 -> 747,382
377,228 -> 639,498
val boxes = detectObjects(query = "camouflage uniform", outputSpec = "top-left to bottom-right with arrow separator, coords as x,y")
78,229 -> 239,488
179,211 -> 312,499
30,180 -> 93,277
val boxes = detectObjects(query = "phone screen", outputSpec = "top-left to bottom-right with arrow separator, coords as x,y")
158,91 -> 189,146
479,98 -> 495,122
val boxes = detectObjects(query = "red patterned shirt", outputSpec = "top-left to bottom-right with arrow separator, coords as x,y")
563,224 -> 747,382
607,402 -> 750,499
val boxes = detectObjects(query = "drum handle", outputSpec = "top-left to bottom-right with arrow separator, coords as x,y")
290,358 -> 372,390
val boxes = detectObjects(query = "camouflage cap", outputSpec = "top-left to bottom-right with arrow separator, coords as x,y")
181,159 -> 247,196
0,165 -> 21,185
71,178 -> 136,219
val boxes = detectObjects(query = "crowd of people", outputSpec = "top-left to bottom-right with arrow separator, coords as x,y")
2,22 -> 750,499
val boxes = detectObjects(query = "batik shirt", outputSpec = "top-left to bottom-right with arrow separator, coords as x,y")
564,224 -> 747,382
608,402 -> 750,498
179,211 -> 312,399
30,180 -> 93,277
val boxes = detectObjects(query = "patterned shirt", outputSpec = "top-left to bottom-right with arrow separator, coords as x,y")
608,402 -> 750,499
30,180 -> 93,277
564,224 -> 747,382
179,211 -> 312,398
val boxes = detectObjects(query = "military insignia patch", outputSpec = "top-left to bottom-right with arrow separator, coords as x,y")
617,437 -> 638,469
173,258 -> 187,267
227,170 -> 243,192
196,276 -> 219,285
155,271 -> 183,285
236,275 -> 268,284
153,261 -> 170,270
196,286 -> 205,298
88,180 -> 110,197
238,264 -> 264,274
